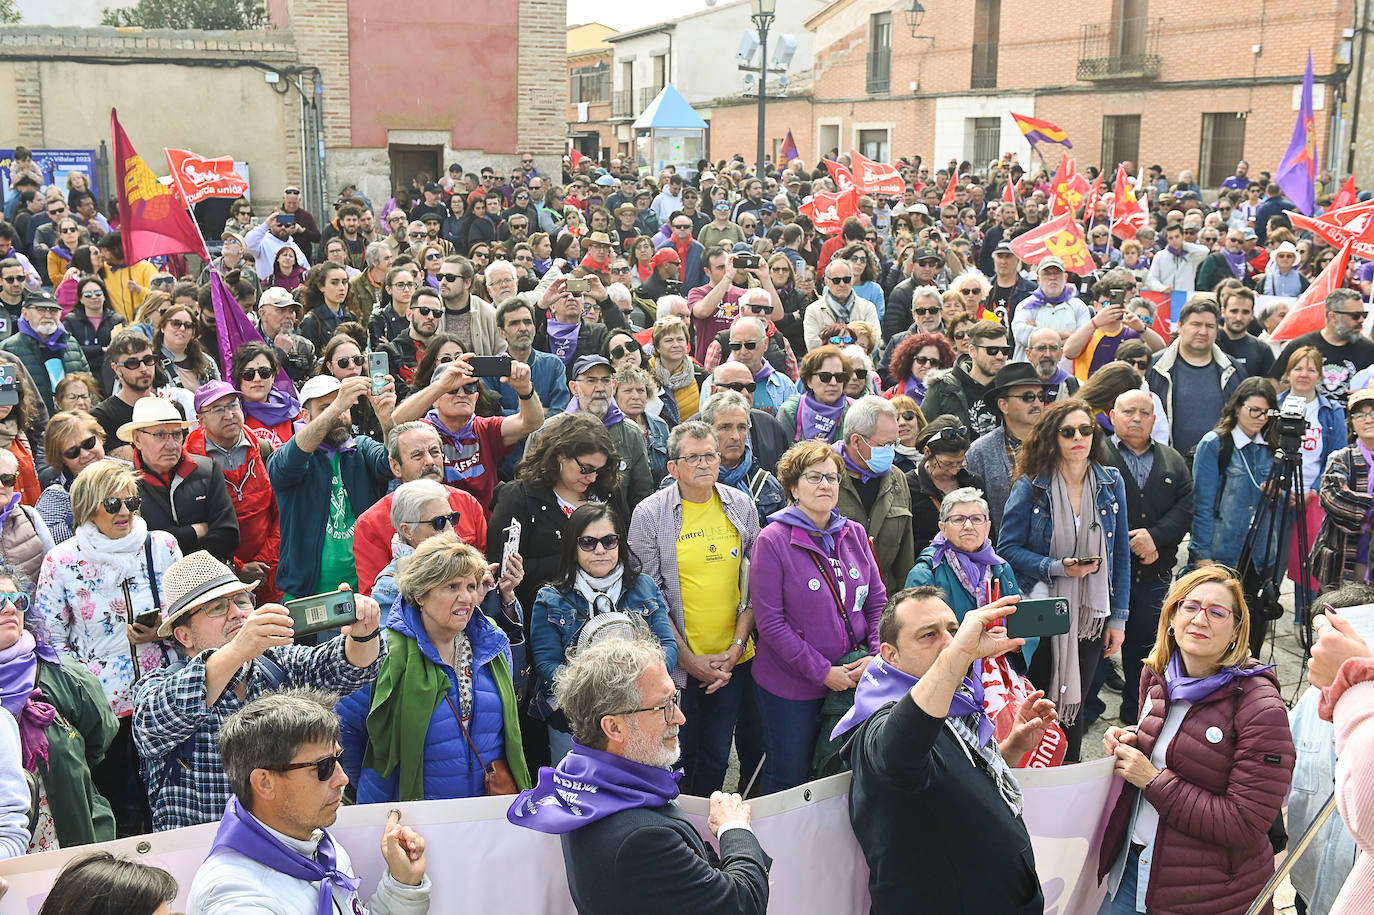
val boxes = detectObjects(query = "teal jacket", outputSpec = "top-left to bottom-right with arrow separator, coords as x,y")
905,544 -> 1037,664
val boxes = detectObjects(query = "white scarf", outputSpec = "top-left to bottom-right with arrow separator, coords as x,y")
573,566 -> 625,616
73,516 -> 151,581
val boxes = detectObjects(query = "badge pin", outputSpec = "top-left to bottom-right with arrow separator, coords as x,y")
849,567 -> 860,579
1205,726 -> 1223,744
808,579 -> 820,591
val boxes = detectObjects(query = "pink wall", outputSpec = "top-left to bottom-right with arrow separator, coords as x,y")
347,0 -> 520,151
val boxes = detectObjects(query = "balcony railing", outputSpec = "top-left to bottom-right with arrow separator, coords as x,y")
611,89 -> 633,119
639,84 -> 664,111
971,41 -> 998,89
866,48 -> 891,93
1077,16 -> 1162,80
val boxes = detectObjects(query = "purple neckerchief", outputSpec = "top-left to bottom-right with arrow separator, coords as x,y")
16,318 -> 66,355
751,359 -> 775,381
506,743 -> 683,835
768,505 -> 848,553
242,386 -> 302,427
1164,652 -> 1275,704
1043,365 -> 1072,387
837,441 -> 886,484
51,246 -> 72,263
208,796 -> 361,915
427,409 -> 477,445
1358,440 -> 1374,567
546,318 -> 582,365
903,375 -> 927,402
1165,244 -> 1185,258
316,436 -> 358,459
830,656 -> 991,747
1027,285 -> 1073,309
0,493 -> 20,527
0,631 -> 59,769
1222,249 -> 1248,278
929,532 -> 1006,601
798,392 -> 846,441
566,396 -> 626,427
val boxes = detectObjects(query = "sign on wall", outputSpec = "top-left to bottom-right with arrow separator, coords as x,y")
0,148 -> 100,202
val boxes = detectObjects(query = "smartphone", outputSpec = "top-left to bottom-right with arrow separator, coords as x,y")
1069,556 -> 1102,566
367,351 -> 388,395
285,590 -> 358,637
0,366 -> 16,408
565,277 -> 590,294
1006,597 -> 1072,640
502,518 -> 522,576
1108,287 -> 1127,306
469,354 -> 513,378
276,212 -> 296,226
134,609 -> 161,629
734,254 -> 760,269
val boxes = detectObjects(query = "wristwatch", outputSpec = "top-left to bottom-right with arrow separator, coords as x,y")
517,390 -> 535,400
730,638 -> 747,649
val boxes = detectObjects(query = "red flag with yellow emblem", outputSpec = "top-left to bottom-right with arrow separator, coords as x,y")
112,109 -> 207,263
1008,212 -> 1095,275
1048,157 -> 1091,217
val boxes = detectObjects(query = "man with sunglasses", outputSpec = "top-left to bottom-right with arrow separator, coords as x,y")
90,330 -> 164,458
921,320 -> 1010,437
698,315 -> 794,415
378,285 -> 442,392
437,254 -> 501,356
1269,287 -> 1374,402
803,259 -> 879,352
966,363 -> 1052,529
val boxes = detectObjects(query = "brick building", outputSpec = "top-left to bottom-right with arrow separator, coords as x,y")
703,0 -> 1357,191
567,23 -> 617,160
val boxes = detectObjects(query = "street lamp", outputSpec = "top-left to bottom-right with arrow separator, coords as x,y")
751,0 -> 777,182
904,0 -> 935,44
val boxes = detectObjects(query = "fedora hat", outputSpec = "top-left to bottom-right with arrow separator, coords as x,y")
117,397 -> 194,443
585,231 -> 614,247
156,550 -> 259,638
982,362 -> 1051,411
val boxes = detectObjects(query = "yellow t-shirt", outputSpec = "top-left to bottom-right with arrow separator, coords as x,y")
676,492 -> 753,660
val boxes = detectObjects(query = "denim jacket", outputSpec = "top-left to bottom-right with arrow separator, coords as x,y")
997,463 -> 1131,625
1287,687 -> 1357,913
1189,429 -> 1278,570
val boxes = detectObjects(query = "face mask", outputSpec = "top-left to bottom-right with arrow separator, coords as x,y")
865,443 -> 895,475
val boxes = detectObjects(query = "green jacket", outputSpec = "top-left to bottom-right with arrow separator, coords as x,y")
36,654 -> 118,847
0,331 -> 91,414
778,393 -> 850,444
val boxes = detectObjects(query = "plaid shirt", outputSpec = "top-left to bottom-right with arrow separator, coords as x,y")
132,637 -> 383,831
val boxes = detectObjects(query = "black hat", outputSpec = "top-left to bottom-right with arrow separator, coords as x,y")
982,362 -> 1050,410
912,246 -> 940,263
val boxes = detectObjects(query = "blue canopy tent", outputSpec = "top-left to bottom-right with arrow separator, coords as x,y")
632,84 -> 707,179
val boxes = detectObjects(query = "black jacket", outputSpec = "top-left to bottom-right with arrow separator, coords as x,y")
846,692 -> 1043,915
882,276 -> 920,344
561,803 -> 771,915
62,307 -> 127,380
1102,438 -> 1194,582
300,305 -> 348,351
135,452 -> 240,563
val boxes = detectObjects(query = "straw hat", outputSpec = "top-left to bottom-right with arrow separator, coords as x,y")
156,550 -> 259,638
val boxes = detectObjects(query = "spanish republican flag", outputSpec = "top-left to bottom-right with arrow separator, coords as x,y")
1010,111 -> 1072,148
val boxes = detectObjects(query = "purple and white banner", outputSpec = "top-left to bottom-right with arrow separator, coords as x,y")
0,759 -> 1118,914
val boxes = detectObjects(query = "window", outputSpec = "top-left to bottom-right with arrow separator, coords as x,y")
570,63 -> 609,104
971,0 -> 1000,89
1200,112 -> 1247,188
971,118 -> 1000,173
613,61 -> 634,118
818,122 -> 841,161
1100,115 -> 1140,173
867,13 -> 892,93
857,129 -> 890,163
1113,0 -> 1149,59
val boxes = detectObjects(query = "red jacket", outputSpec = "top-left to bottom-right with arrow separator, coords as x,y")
353,485 -> 488,595
1098,660 -> 1294,915
186,428 -> 281,602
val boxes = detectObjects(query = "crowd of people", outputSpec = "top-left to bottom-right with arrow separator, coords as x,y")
2,145 -> 1374,914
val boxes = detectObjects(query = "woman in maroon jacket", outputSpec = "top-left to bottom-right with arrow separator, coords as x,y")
1096,566 -> 1294,915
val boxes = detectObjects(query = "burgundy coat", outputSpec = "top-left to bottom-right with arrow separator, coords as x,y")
1097,660 -> 1294,915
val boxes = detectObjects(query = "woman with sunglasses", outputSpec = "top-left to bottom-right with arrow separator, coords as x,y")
63,276 -> 126,381
908,417 -> 983,558
314,334 -> 387,442
1096,566 -> 1292,915
338,534 -> 530,802
223,197 -> 257,234
230,342 -> 301,451
418,242 -> 445,292
888,394 -> 927,473
529,502 -> 676,760
607,330 -> 675,423
34,459 -> 181,834
882,331 -> 953,406
779,345 -> 853,444
841,345 -> 878,399
153,304 -> 218,393
999,397 -> 1130,762
270,244 -> 306,293
46,217 -> 84,287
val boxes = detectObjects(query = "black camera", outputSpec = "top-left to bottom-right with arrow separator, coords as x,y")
1267,397 -> 1307,459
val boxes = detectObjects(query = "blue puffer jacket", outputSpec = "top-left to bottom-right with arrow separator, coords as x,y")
530,573 -> 678,692
338,596 -> 512,802
997,463 -> 1131,626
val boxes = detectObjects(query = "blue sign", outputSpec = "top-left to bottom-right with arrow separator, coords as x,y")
0,148 -> 100,202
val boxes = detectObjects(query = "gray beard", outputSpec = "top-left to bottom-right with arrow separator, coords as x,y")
324,423 -> 352,446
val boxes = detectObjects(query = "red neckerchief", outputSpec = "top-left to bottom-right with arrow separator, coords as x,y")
132,448 -> 197,491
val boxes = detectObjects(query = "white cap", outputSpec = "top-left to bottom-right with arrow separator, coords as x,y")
298,374 -> 342,406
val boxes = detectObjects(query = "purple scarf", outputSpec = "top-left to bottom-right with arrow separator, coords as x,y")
751,359 -> 775,381
929,532 -> 1006,601
830,656 -> 991,747
769,506 -> 848,553
1222,249 -> 1248,278
208,796 -> 361,915
903,375 -> 928,404
0,493 -> 20,527
1165,244 -> 1185,259
507,743 -> 682,835
316,436 -> 358,459
566,395 -> 626,427
1358,440 -> 1374,567
837,441 -> 885,484
546,318 -> 582,365
798,392 -> 846,442
0,631 -> 59,770
242,385 -> 302,428
16,317 -> 66,355
1025,285 -> 1073,311
1164,652 -> 1275,704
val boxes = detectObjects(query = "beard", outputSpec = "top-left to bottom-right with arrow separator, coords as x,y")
623,718 -> 680,769
582,393 -> 610,419
324,421 -> 352,446
1337,323 -> 1365,343
1035,356 -> 1058,378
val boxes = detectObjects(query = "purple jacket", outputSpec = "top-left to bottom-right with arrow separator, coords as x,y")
749,517 -> 886,700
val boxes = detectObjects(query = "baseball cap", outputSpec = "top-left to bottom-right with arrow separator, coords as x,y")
912,246 -> 939,263
221,229 -> 245,245
572,355 -> 612,378
259,287 -> 296,309
596,174 -> 617,187
1350,389 -> 1374,412
424,182 -> 441,193
993,240 -> 1017,256
700,171 -> 717,182
651,248 -> 680,268
194,380 -> 243,414
1038,256 -> 1066,272
299,374 -> 343,406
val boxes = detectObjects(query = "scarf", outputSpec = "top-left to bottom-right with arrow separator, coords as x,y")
1358,441 -> 1374,567
572,566 -> 625,617
751,359 -> 775,381
768,505 -> 848,554
1164,652 -> 1275,704
546,318 -> 582,365
1045,471 -> 1111,725
0,631 -> 59,769
208,797 -> 361,915
73,516 -> 151,581
566,396 -> 626,427
838,441 -> 884,484
1165,244 -> 1184,259
831,656 -> 991,748
507,743 -> 682,834
242,385 -> 302,428
1025,285 -> 1073,311
16,317 -> 66,355
1043,365 -> 1072,388
0,493 -> 20,527
1222,248 -> 1248,278
363,623 -> 455,802
824,289 -> 854,323
798,392 -> 846,442
929,532 -> 1006,602
903,375 -> 927,403
716,437 -> 755,489
652,357 -> 696,395
316,436 -> 358,459
534,257 -> 552,276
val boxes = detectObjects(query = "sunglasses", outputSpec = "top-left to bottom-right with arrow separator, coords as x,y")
815,371 -> 850,384
101,495 -> 143,514
976,345 -> 1013,356
926,426 -> 969,444
1005,391 -> 1050,403
454,382 -> 482,395
913,306 -> 940,316
913,355 -> 941,367
119,354 -> 158,370
1058,424 -> 1096,439
81,289 -> 105,299
62,436 -> 99,460
609,344 -> 637,361
276,749 -> 346,782
165,319 -> 194,331
438,272 -> 467,282
412,306 -> 441,318
718,381 -> 757,394
333,354 -> 366,369
0,591 -> 30,614
577,533 -> 620,552
239,366 -> 275,381
829,334 -> 856,345
414,511 -> 462,531
727,340 -> 760,351
569,458 -> 606,476
0,474 -> 14,488
851,368 -> 869,380
897,410 -> 918,422
827,276 -> 853,284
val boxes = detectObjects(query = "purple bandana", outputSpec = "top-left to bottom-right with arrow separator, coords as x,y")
0,493 -> 20,527
1164,652 -> 1274,704
838,441 -> 885,484
507,743 -> 683,835
1165,244 -> 1185,258
752,359 -> 775,381
1026,285 -> 1073,310
903,375 -> 928,404
566,395 -> 626,427
830,656 -> 991,747
546,318 -> 582,365
316,436 -> 358,459
769,505 -> 848,553
1222,249 -> 1248,278
209,797 -> 361,915
16,317 -> 66,355
0,631 -> 59,770
798,392 -> 846,441
929,532 -> 1006,602
242,385 -> 302,427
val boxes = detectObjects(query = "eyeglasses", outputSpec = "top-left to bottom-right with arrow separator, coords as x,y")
577,533 -> 620,552
413,511 -> 462,531
814,371 -> 850,384
827,275 -> 853,284
200,401 -> 243,418
0,592 -> 30,614
675,451 -> 721,466
101,495 -> 142,514
1351,409 -> 1374,422
615,688 -> 682,725
976,345 -> 1013,356
142,429 -> 187,445
800,471 -> 841,485
718,381 -> 757,394
412,306 -> 441,318
727,340 -> 760,351
118,354 -> 158,370
1240,405 -> 1270,418
1175,599 -> 1234,623
196,593 -> 255,621
1058,424 -> 1096,439
942,513 -> 989,527
1028,343 -> 1063,354
275,749 -> 346,782
927,454 -> 966,473
80,289 -> 105,299
912,306 -> 940,316
334,354 -> 366,369
239,366 -> 275,381
390,281 -> 418,290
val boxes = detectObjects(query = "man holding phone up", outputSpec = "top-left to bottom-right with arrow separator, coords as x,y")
1062,271 -> 1166,381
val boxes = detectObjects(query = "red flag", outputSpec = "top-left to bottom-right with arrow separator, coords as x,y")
1110,166 -> 1148,240
1331,175 -> 1358,212
112,109 -> 207,263
164,149 -> 249,207
1082,172 -> 1104,224
1048,157 -> 1089,216
1003,178 -> 1019,208
939,174 -> 958,210
569,148 -> 584,168
1140,290 -> 1175,339
1288,201 -> 1374,259
849,149 -> 904,196
800,190 -> 859,234
1270,243 -> 1354,342
824,159 -> 857,196
1008,212 -> 1095,275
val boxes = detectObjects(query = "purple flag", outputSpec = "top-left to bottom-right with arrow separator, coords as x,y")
209,270 -> 298,398
1275,52 -> 1317,215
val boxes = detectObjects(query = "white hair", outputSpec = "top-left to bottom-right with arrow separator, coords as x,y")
655,293 -> 689,315
842,394 -> 897,439
911,285 -> 942,309
606,282 -> 631,305
739,286 -> 771,307
484,260 -> 516,283
953,269 -> 989,296
390,479 -> 450,535
939,486 -> 989,519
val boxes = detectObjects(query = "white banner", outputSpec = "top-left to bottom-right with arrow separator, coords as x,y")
0,759 -> 1118,914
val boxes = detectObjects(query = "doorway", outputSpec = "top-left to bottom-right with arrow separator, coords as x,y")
388,145 -> 442,195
